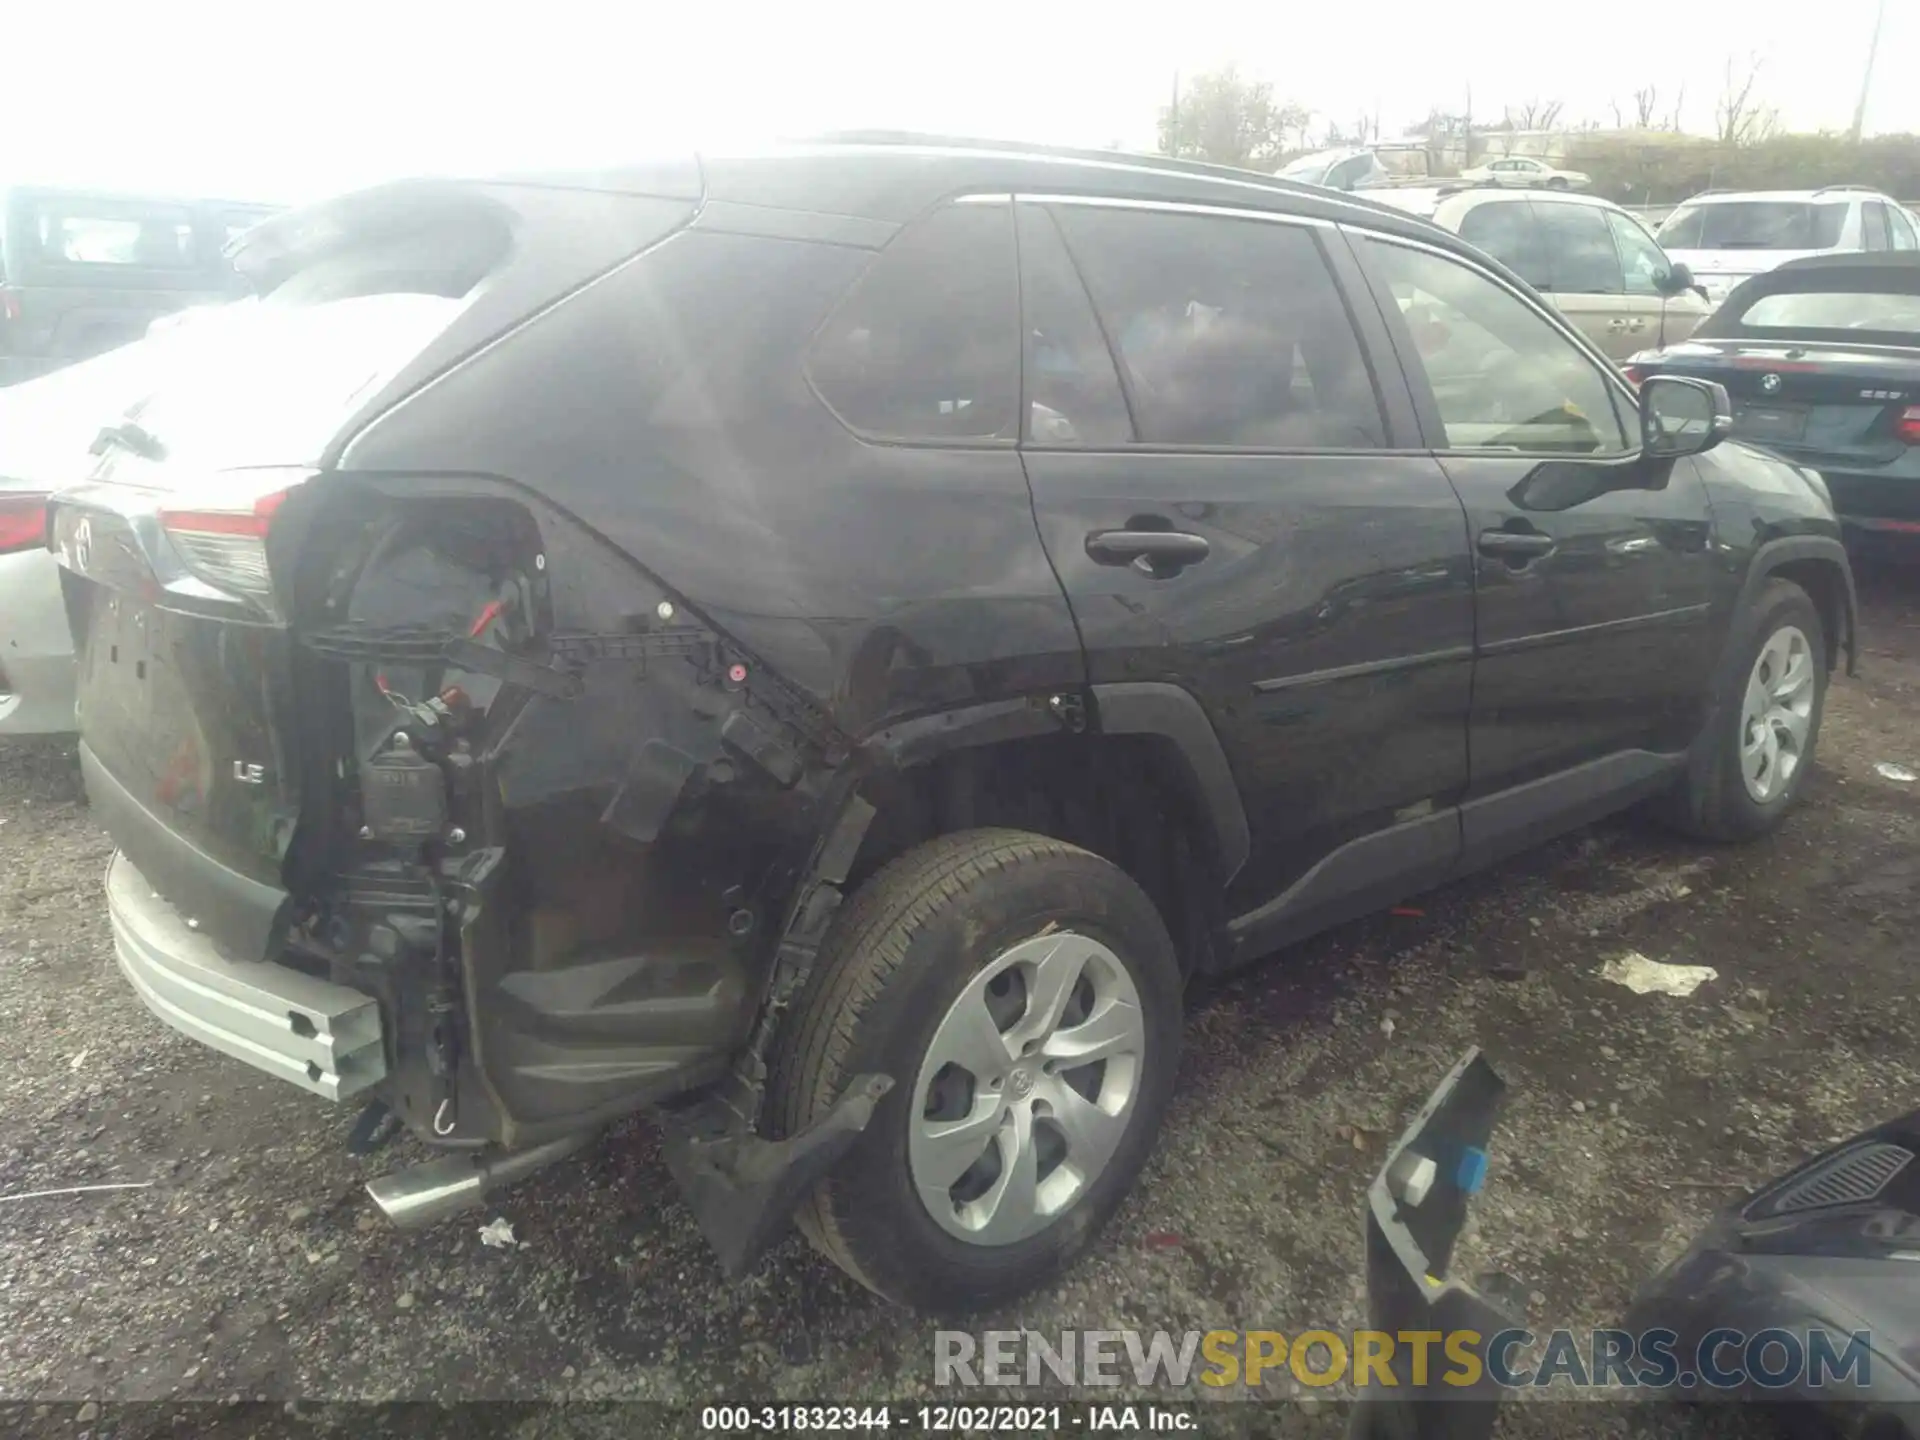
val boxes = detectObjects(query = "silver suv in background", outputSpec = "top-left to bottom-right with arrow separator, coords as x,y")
1656,187 -> 1918,305
1423,189 -> 1710,360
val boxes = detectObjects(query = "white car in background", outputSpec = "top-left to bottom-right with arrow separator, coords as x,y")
1655,186 -> 1918,306
0,342 -> 185,733
1457,156 -> 1591,190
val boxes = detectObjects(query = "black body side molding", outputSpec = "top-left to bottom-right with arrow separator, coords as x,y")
1091,681 -> 1251,887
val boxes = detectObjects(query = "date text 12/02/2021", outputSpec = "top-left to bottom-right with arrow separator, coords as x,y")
699,1404 -> 1199,1431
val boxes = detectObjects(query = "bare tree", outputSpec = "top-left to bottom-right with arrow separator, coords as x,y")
1325,113 -> 1380,147
1666,83 -> 1687,132
1715,55 -> 1779,145
1158,66 -> 1310,168
1504,98 -> 1566,132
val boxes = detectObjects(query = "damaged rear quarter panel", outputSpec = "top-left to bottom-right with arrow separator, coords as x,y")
319,223 -> 1090,1143
332,226 -> 1088,738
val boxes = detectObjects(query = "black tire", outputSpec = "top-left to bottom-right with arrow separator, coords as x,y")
1546,175 -> 1570,190
767,828 -> 1182,1311
1664,578 -> 1828,841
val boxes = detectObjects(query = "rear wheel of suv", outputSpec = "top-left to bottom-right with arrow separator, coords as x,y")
1664,578 -> 1828,840
768,828 -> 1182,1310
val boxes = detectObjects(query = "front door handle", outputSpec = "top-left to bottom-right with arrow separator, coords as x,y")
1477,529 -> 1556,560
1086,528 -> 1211,576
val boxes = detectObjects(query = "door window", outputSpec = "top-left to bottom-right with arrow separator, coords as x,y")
1360,237 -> 1631,454
1048,204 -> 1386,449
1456,200 -> 1549,288
1015,205 -> 1133,447
1863,202 -> 1893,252
1890,208 -> 1919,251
806,201 -> 1019,442
1607,211 -> 1674,296
1536,203 -> 1622,294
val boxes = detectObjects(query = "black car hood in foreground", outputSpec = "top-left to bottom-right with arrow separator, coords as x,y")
1628,1106 -> 1920,1417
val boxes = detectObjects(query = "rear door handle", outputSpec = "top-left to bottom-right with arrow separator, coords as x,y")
1086,529 -> 1211,576
1477,529 -> 1556,560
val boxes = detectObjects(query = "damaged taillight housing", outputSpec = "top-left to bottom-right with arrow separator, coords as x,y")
158,469 -> 310,616
0,491 -> 50,555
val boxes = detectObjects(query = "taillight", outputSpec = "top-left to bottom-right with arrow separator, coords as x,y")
0,492 -> 50,555
1621,365 -> 1646,387
1896,406 -> 1920,446
159,487 -> 290,607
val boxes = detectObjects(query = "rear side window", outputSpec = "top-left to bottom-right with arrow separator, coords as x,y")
1891,208 -> 1919,251
806,201 -> 1018,442
1049,204 -> 1385,449
1456,200 -> 1547,288
1535,204 -> 1621,294
35,201 -> 197,269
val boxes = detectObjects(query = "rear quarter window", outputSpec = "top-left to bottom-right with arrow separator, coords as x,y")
805,202 -> 1019,443
34,201 -> 199,269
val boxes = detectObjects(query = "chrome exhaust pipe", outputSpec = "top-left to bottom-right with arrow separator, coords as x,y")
365,1131 -> 594,1229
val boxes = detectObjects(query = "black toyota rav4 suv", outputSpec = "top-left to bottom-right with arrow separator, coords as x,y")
48,137 -> 1856,1311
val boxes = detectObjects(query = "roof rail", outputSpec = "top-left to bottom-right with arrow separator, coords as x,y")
803,129 -> 1312,195
1813,184 -> 1878,195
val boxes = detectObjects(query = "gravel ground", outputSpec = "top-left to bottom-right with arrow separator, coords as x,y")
2,562 -> 1917,1439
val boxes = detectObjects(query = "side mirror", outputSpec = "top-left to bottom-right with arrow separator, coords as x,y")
1641,375 -> 1732,458
1654,261 -> 1695,296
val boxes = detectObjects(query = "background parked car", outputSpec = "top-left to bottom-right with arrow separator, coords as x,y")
1277,147 -> 1391,192
1457,156 -> 1590,191
1627,252 -> 1920,543
0,186 -> 276,386
1423,189 -> 1710,360
1656,186 -> 1917,306
0,331 -> 202,733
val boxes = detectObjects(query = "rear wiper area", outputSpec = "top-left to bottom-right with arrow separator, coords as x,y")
90,420 -> 168,463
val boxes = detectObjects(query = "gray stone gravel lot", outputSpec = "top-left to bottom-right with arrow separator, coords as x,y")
1,563 -> 1917,1440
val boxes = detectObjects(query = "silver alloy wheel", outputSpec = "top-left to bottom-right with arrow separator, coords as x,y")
1739,623 -> 1815,803
908,930 -> 1145,1246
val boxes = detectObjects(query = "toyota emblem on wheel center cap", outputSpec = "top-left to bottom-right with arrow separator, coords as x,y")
1760,373 -> 1782,394
1008,1068 -> 1036,1099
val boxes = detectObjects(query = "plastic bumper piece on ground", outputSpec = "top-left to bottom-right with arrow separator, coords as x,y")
105,850 -> 386,1100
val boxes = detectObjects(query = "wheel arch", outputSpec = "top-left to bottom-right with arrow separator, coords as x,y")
846,685 -> 1250,977
1739,536 -> 1859,679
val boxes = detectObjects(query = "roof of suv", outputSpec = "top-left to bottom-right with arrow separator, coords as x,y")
1676,188 -> 1889,206
688,134 -> 1461,248
1437,187 -> 1632,216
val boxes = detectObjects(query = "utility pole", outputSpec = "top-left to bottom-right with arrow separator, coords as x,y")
1849,0 -> 1887,142
1167,70 -> 1181,157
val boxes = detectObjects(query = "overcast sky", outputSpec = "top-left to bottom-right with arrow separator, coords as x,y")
10,0 -> 1909,203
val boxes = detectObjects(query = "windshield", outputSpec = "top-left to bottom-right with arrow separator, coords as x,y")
1735,288 -> 1920,336
1658,201 -> 1847,251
